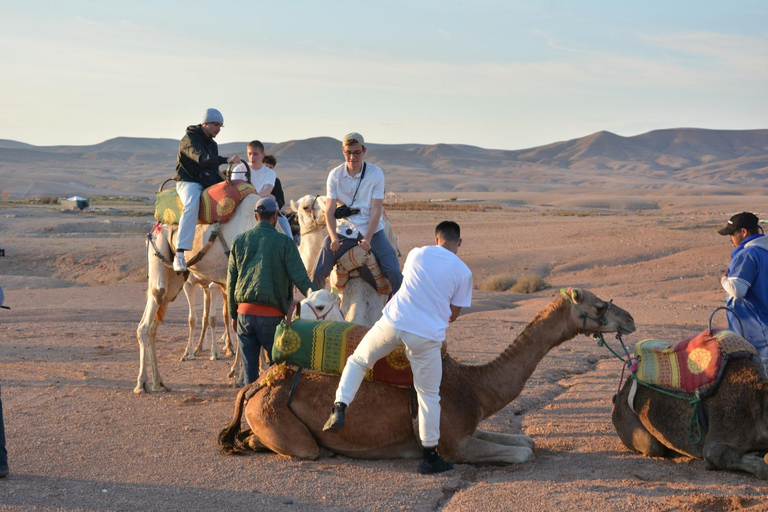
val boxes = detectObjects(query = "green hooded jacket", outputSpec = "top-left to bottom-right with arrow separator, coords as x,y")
227,221 -> 317,318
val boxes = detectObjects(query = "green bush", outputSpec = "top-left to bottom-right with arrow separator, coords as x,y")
511,274 -> 547,294
479,273 -> 517,292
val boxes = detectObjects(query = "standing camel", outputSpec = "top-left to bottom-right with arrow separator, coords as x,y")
219,288 -> 636,463
612,331 -> 768,480
291,194 -> 397,327
135,193 -> 258,394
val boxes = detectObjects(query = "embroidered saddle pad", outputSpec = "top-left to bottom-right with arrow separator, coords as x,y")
154,180 -> 256,225
633,329 -> 760,395
272,318 -> 446,386
334,246 -> 392,296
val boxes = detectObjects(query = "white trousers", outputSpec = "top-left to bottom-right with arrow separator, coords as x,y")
175,181 -> 203,252
335,317 -> 444,447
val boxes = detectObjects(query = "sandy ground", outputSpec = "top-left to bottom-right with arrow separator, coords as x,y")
1,196 -> 768,511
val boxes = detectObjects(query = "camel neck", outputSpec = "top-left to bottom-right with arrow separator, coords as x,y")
468,297 -> 581,418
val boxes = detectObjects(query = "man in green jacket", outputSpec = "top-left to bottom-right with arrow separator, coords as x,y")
227,197 -> 318,383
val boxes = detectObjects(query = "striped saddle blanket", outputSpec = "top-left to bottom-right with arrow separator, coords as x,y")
633,329 -> 760,395
334,246 -> 392,296
272,318 -> 446,386
155,180 -> 256,225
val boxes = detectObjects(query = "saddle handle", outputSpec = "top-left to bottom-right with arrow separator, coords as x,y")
286,300 -> 301,326
225,161 -> 251,184
708,306 -> 744,337
157,178 -> 175,193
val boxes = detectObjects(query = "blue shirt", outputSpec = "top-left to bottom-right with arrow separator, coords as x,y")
726,233 -> 768,365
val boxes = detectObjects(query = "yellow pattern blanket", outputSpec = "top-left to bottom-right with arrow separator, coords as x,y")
633,329 -> 760,395
155,180 -> 256,225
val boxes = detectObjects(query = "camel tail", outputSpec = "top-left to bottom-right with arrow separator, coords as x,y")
218,380 -> 260,455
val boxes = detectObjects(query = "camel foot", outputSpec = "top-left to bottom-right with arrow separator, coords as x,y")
151,382 -> 171,393
222,348 -> 235,358
210,353 -> 222,361
180,353 -> 195,362
133,382 -> 148,394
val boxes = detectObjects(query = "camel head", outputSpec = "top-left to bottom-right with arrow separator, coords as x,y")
561,287 -> 635,336
289,194 -> 327,235
299,288 -> 345,322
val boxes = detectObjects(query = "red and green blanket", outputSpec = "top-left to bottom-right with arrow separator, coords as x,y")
273,318 -> 445,387
154,180 -> 256,225
633,329 -> 760,395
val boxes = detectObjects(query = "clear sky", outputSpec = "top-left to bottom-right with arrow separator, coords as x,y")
1,0 -> 766,150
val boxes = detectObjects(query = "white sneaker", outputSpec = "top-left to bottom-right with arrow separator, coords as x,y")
173,252 -> 187,272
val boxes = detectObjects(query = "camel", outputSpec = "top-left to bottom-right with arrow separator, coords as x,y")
219,288 -> 636,464
611,334 -> 768,480
135,193 -> 258,394
179,276 -> 234,362
290,194 -> 398,327
299,289 -> 345,322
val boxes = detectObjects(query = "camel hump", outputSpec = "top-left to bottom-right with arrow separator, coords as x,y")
333,246 -> 392,296
154,180 -> 257,226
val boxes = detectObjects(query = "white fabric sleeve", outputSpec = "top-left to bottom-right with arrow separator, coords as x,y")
326,169 -> 337,199
721,276 -> 749,299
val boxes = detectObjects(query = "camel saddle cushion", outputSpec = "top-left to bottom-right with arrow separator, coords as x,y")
334,246 -> 392,296
272,318 -> 446,386
633,329 -> 760,395
154,180 -> 256,225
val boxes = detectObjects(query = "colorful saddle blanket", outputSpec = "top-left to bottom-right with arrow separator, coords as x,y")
334,246 -> 392,296
633,329 -> 760,395
272,318 -> 446,386
154,180 -> 256,225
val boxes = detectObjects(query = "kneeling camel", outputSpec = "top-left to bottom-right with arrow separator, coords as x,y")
220,288 -> 635,464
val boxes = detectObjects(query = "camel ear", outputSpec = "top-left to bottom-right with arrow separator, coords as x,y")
330,287 -> 339,298
571,288 -> 582,304
289,199 -> 299,212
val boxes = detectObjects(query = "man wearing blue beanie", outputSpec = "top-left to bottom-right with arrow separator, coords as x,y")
172,108 -> 241,271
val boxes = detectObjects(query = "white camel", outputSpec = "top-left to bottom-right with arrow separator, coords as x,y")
135,193 -> 258,394
180,276 -> 234,362
299,289 -> 345,322
291,194 -> 399,327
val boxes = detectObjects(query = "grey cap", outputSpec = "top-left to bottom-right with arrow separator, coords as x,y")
203,108 -> 224,125
255,197 -> 279,214
342,132 -> 365,146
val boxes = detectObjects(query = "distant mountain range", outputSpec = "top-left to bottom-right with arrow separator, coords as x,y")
0,128 -> 766,199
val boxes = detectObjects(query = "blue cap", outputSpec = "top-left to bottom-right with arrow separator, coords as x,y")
202,108 -> 224,125
255,197 -> 279,213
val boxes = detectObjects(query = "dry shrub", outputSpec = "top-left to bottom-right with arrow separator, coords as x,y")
511,274 -> 547,294
37,196 -> 59,204
480,273 -> 517,292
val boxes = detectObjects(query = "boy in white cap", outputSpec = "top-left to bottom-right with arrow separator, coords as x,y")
172,108 -> 241,271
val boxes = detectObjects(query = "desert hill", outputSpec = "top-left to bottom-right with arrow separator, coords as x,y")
0,128 -> 766,200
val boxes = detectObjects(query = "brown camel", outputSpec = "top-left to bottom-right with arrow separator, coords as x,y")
219,288 -> 635,464
612,340 -> 768,480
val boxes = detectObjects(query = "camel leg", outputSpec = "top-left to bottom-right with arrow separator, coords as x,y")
611,381 -> 667,457
703,443 -> 768,480
180,280 -> 198,361
472,429 -> 535,449
449,434 -> 534,464
219,287 -> 235,357
206,284 -> 222,360
136,293 -> 171,394
192,285 -> 210,356
228,341 -> 244,387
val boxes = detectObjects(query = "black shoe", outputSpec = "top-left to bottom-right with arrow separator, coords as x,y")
322,402 -> 347,433
0,466 -> 8,479
418,449 -> 454,474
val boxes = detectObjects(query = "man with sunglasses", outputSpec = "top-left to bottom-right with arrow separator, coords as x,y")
311,132 -> 402,293
172,108 -> 241,272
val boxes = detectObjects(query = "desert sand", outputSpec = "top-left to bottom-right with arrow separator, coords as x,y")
1,185 -> 767,511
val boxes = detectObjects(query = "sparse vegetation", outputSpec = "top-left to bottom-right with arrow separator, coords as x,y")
480,273 -> 517,292
385,201 -> 501,212
479,272 -> 547,294
511,274 -> 547,294
34,196 -> 60,205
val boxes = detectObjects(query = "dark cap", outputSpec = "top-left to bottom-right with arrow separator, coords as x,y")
255,197 -> 279,214
718,212 -> 759,235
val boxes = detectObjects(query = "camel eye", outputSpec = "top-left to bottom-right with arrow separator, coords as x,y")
595,302 -> 607,314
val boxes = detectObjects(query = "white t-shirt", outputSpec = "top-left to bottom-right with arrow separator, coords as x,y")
383,245 -> 473,341
326,162 -> 385,238
232,163 -> 276,195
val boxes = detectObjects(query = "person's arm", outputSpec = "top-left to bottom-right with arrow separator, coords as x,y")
721,276 -> 749,299
180,133 -> 236,169
286,243 -> 319,296
226,249 -> 239,321
449,305 -> 462,323
324,172 -> 341,250
360,198 -> 383,251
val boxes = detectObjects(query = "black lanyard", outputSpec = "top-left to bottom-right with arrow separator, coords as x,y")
348,162 -> 366,208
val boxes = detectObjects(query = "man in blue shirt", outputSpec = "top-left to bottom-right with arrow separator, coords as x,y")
719,212 -> 768,369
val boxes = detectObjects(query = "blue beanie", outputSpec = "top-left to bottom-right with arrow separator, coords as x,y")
203,108 -> 224,125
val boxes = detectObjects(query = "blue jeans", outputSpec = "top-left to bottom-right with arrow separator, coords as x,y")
175,181 -> 203,251
237,314 -> 283,384
311,229 -> 402,293
0,385 -> 7,472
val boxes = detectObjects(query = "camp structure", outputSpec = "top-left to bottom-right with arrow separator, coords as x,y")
62,196 -> 90,210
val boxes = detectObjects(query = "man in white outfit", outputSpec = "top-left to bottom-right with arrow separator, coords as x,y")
323,221 -> 473,474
